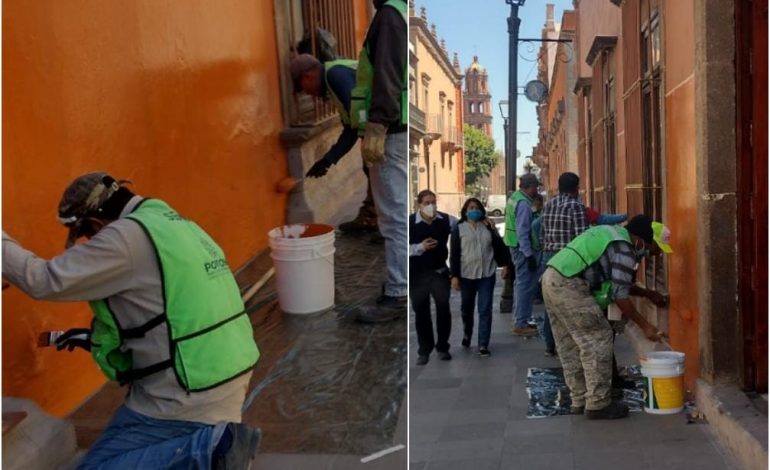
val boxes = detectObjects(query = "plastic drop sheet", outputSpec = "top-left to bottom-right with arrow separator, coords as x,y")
241,231 -> 407,454
526,366 -> 646,418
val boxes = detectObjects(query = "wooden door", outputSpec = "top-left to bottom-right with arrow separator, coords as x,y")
736,0 -> 768,393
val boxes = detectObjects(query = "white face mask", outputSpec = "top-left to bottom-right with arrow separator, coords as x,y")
420,203 -> 436,218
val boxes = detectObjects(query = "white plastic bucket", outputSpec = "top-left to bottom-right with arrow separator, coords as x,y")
268,224 -> 335,314
640,351 -> 686,415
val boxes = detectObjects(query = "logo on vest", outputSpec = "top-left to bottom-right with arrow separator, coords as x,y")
204,258 -> 230,277
163,211 -> 186,222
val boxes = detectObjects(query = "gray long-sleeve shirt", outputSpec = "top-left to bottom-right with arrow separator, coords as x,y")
2,196 -> 249,424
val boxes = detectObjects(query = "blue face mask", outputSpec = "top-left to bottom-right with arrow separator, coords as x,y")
467,209 -> 483,221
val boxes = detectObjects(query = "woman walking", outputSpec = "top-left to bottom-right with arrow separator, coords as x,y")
450,198 -> 512,356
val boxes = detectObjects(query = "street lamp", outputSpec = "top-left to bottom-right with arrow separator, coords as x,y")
506,0 -> 524,194
498,100 -> 510,196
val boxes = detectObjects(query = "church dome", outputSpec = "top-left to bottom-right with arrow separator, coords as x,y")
466,55 -> 487,74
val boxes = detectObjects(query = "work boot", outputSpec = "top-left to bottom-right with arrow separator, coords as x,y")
511,326 -> 538,337
585,401 -> 630,420
355,296 -> 407,323
570,405 -> 585,415
339,205 -> 379,233
437,351 -> 452,361
214,423 -> 262,469
612,377 -> 637,390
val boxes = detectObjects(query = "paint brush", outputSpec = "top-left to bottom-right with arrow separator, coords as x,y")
37,331 -> 65,347
37,330 -> 89,348
275,177 -> 302,193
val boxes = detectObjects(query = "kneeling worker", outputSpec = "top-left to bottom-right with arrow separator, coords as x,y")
2,172 -> 261,468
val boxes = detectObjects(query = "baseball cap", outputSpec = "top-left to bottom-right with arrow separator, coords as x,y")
652,221 -> 673,253
519,173 -> 540,189
624,214 -> 654,245
289,54 -> 321,93
58,172 -> 122,248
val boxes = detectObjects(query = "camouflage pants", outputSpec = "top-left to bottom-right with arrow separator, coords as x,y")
541,267 -> 613,410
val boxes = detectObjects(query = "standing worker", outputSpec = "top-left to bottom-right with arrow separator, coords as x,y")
503,174 -> 540,337
541,215 -> 671,419
353,0 -> 409,323
2,173 -> 261,468
290,54 -> 379,233
538,172 -> 589,355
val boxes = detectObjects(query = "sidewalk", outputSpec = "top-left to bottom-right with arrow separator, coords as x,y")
409,272 -> 741,470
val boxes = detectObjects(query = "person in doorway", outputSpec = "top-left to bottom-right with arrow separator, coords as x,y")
353,0 -> 409,323
410,190 -> 457,365
541,215 -> 671,419
2,172 -> 261,468
503,173 -> 541,337
290,54 -> 379,233
450,198 -> 512,357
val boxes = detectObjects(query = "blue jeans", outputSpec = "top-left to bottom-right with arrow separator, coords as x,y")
539,251 -> 557,352
511,248 -> 538,328
78,405 -> 226,469
460,275 -> 496,348
370,132 -> 408,297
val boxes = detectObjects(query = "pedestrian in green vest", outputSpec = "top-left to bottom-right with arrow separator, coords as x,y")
541,214 -> 671,420
290,53 -> 379,233
2,172 -> 261,468
504,173 -> 541,337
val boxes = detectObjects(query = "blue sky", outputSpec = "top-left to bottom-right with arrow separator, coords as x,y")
417,0 -> 574,175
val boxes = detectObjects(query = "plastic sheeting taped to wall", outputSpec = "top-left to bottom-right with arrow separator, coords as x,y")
525,366 -> 646,418
241,232 -> 407,455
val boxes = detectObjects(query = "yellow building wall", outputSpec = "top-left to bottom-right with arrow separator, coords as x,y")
413,33 -> 465,217
2,0 -> 294,416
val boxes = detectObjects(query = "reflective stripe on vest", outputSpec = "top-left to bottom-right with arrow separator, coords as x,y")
546,225 -> 632,278
350,0 -> 408,132
324,59 -> 358,125
89,199 -> 260,391
503,191 -> 533,248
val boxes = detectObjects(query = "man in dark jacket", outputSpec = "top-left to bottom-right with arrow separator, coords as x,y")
409,190 -> 457,365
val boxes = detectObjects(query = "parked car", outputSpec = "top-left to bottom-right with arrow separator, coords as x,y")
486,194 -> 507,217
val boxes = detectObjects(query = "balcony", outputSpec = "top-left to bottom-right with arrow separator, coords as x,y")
425,113 -> 443,139
442,124 -> 460,153
409,103 -> 426,136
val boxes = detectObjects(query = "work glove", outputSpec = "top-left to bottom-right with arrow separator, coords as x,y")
55,328 -> 92,352
306,158 -> 333,178
361,122 -> 387,167
527,255 -> 538,272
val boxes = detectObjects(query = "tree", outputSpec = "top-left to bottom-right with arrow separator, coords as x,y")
463,124 -> 498,194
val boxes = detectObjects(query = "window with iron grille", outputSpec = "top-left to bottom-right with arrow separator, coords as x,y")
288,0 -> 359,126
640,5 -> 666,292
602,49 -> 617,213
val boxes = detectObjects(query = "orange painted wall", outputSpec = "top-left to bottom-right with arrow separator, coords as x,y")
663,0 -> 698,388
2,0 -> 291,416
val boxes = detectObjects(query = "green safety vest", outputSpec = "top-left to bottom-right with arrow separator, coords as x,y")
350,0 -> 408,132
503,191 -> 533,247
89,199 -> 259,391
324,59 -> 358,126
547,225 -> 632,308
